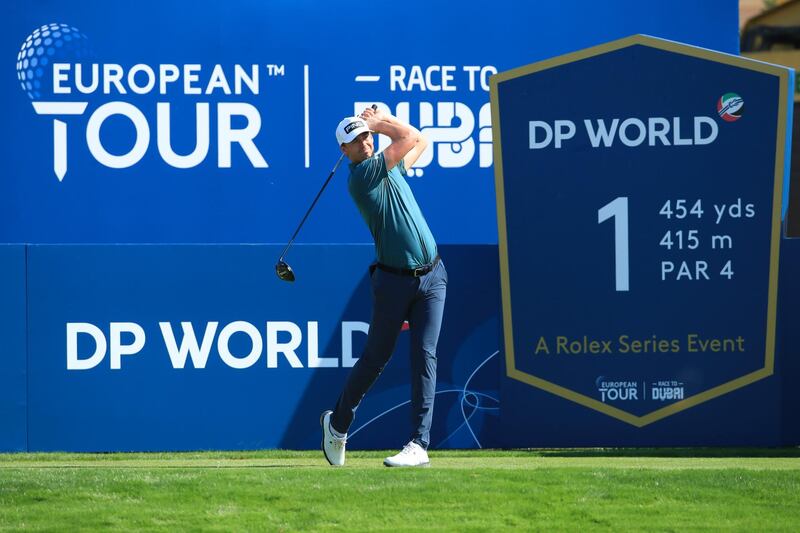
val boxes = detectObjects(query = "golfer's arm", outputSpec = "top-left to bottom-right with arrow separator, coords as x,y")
371,118 -> 420,170
403,129 -> 428,170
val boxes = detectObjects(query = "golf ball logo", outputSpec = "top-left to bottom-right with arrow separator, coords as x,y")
16,23 -> 91,100
717,92 -> 744,122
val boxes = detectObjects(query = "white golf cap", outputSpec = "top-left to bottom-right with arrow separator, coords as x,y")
336,116 -> 372,145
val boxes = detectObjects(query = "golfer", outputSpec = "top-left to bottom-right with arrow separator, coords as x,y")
321,106 -> 446,467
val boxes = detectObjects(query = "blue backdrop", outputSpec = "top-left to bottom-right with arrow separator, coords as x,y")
7,1 -> 797,453
1,1 -> 738,244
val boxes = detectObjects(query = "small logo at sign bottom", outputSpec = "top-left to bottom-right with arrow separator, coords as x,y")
595,377 -> 639,402
594,377 -> 686,403
650,380 -> 685,401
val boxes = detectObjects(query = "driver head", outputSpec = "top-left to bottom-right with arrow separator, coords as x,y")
275,260 -> 295,282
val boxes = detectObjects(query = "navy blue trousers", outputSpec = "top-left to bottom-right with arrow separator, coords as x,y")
331,259 -> 447,449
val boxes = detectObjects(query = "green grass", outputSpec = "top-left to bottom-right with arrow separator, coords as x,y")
1,449 -> 799,531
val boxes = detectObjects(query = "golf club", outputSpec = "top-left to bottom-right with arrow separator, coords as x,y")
275,105 -> 377,282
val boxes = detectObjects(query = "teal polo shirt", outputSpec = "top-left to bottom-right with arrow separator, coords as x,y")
348,153 -> 437,269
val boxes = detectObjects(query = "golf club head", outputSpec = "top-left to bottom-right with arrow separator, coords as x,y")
275,260 -> 295,282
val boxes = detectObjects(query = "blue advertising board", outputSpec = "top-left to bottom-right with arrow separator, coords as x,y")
0,246 -> 27,451
778,239 -> 800,445
490,35 -> 793,443
24,244 -> 500,451
0,1 -> 738,244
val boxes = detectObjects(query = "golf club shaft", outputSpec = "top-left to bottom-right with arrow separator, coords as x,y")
278,152 -> 345,260
278,105 -> 377,260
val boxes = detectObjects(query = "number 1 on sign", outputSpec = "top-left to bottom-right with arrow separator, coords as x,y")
598,197 -> 630,292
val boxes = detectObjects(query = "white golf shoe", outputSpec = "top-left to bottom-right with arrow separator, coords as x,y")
383,441 -> 430,467
320,410 -> 346,466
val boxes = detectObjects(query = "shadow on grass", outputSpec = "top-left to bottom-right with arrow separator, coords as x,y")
431,447 -> 800,458
0,464 -> 321,469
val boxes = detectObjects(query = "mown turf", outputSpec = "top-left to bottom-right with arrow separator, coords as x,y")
0,449 -> 798,531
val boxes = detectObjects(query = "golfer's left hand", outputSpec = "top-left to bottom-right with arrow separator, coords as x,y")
360,106 -> 386,123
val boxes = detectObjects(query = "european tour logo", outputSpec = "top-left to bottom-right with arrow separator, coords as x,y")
17,23 -> 272,181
